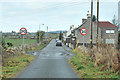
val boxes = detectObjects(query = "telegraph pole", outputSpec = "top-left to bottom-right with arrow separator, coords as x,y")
47,26 -> 48,34
97,0 -> 99,48
39,24 -> 44,43
90,0 -> 93,48
39,25 -> 40,43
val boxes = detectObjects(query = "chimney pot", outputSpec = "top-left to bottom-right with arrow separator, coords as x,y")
87,14 -> 91,18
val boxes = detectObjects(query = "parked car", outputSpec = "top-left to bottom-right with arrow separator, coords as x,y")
56,40 -> 62,46
56,39 -> 59,42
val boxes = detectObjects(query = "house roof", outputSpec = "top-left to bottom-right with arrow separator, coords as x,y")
98,21 -> 118,28
72,20 -> 87,32
71,21 -> 117,33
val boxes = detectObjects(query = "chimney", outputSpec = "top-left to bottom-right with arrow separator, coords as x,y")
87,14 -> 91,18
82,19 -> 87,23
70,25 -> 74,30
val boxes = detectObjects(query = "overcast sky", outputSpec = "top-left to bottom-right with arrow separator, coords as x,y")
0,0 -> 119,32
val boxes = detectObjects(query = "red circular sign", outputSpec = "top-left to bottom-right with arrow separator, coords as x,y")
19,27 -> 27,35
80,28 -> 88,36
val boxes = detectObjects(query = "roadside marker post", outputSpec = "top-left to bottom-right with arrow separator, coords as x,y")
76,40 -> 79,48
19,27 -> 27,52
80,28 -> 88,54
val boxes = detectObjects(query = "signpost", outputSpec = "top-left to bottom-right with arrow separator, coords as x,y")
80,28 -> 88,54
19,27 -> 27,52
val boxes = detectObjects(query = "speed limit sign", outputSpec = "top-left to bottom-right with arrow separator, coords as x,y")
80,28 -> 88,36
19,27 -> 27,52
19,27 -> 27,35
80,28 -> 88,54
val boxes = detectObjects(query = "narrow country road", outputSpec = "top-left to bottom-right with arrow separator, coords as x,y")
17,39 -> 78,78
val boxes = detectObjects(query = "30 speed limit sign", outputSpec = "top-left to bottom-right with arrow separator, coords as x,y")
19,27 -> 27,35
80,28 -> 88,36
19,27 -> 27,52
80,28 -> 88,54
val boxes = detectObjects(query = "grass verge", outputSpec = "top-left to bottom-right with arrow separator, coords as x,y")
69,49 -> 119,78
2,40 -> 51,78
26,41 -> 50,52
2,55 -> 35,78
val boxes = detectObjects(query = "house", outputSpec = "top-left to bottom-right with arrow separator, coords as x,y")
63,31 -> 67,44
66,14 -> 118,49
63,25 -> 77,47
98,21 -> 118,44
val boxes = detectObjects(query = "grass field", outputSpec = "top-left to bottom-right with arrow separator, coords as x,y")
4,33 -> 58,47
5,38 -> 37,47
49,33 -> 59,39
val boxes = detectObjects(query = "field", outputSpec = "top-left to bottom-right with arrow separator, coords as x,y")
49,33 -> 59,39
4,33 -> 59,47
5,38 -> 37,47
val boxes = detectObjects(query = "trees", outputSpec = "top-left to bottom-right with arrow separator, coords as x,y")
118,32 -> 120,44
112,15 -> 118,26
36,31 -> 45,43
92,15 -> 97,21
2,37 -> 6,49
59,32 -> 63,40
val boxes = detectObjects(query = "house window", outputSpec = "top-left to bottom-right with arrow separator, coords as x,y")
101,39 -> 104,44
106,30 -> 115,33
105,39 -> 115,44
111,30 -> 115,33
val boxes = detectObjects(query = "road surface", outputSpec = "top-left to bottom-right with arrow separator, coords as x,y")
17,39 -> 78,78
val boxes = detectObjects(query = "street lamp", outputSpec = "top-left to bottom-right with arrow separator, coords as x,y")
46,26 -> 49,40
39,24 -> 44,43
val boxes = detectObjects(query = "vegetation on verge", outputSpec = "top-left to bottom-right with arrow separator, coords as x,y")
69,47 -> 120,78
26,41 -> 50,52
2,41 -> 50,78
2,38 -> 51,78
2,55 -> 35,78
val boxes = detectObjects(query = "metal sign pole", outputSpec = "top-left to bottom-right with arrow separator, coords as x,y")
23,35 -> 24,52
80,28 -> 87,54
19,27 -> 27,52
39,25 -> 40,43
83,36 -> 85,54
